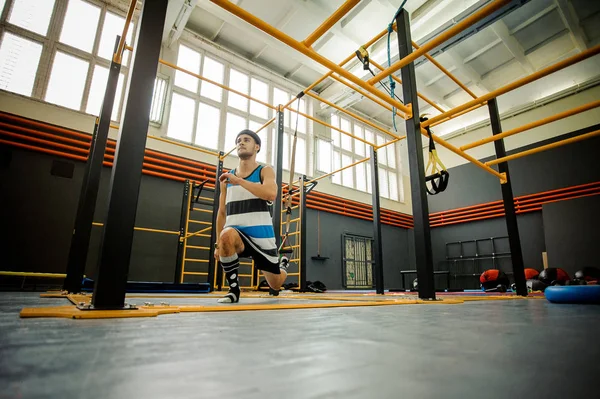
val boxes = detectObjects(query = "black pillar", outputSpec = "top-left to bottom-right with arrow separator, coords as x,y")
272,106 -> 285,246
396,10 -> 435,300
370,147 -> 385,294
91,0 -> 168,309
488,98 -> 527,296
63,35 -> 121,293
174,180 -> 191,284
299,175 -> 308,291
208,153 -> 223,292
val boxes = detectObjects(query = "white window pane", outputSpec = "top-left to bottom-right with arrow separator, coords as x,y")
98,11 -> 133,65
342,154 -> 353,188
366,163 -> 372,194
389,171 -> 399,201
9,0 -> 55,36
0,32 -> 42,97
273,88 -> 289,127
331,114 -> 339,128
317,139 -> 331,173
86,65 -> 125,121
332,150 -> 341,185
340,118 -> 352,151
331,127 -> 340,148
45,52 -> 88,110
365,129 -> 374,146
201,56 -> 223,102
250,78 -> 268,118
379,169 -> 389,198
225,113 -> 247,154
249,120 -> 267,164
60,0 -> 100,53
196,102 -> 220,150
150,76 -> 168,124
295,137 -> 306,175
387,141 -> 396,168
376,135 -> 387,165
167,93 -> 195,142
356,162 -> 366,192
228,69 -> 248,111
175,44 -> 200,93
354,125 -> 365,156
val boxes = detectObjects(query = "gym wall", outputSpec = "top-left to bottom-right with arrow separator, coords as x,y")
427,123 -> 600,283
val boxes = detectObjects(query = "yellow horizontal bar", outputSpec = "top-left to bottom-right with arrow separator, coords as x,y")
238,274 -> 253,277
281,218 -> 300,224
197,196 -> 214,202
92,222 -> 179,235
423,43 -> 600,127
281,206 -> 299,213
375,136 -> 404,150
289,258 -> 300,262
184,225 -> 213,240
186,245 -> 210,250
184,259 -> 209,263
308,156 -> 370,184
192,209 -> 212,214
239,262 -> 253,266
183,272 -> 208,276
288,231 -> 300,236
0,271 -> 66,278
189,220 -> 212,225
461,100 -> 600,151
367,0 -> 511,85
486,129 -> 600,166
302,0 -> 360,47
209,0 -> 410,115
286,272 -> 300,276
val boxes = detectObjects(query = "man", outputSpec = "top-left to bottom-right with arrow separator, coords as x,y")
214,129 -> 289,303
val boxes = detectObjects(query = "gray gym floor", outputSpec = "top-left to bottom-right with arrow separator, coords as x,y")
1,292 -> 599,399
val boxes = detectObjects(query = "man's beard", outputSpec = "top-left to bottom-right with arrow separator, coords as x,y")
238,150 -> 252,160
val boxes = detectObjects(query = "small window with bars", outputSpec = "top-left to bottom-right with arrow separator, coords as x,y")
342,233 -> 374,289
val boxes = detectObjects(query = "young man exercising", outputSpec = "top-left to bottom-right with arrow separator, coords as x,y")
214,129 -> 289,303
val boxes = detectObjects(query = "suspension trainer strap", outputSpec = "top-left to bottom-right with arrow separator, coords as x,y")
420,115 -> 449,195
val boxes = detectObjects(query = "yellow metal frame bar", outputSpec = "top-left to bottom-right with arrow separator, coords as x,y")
367,0 -> 511,85
180,181 -> 193,283
419,128 -> 506,182
486,129 -> 600,166
113,0 -> 136,64
307,156 -> 370,185
302,0 -> 360,47
423,44 -> 600,128
461,100 -> 600,151
209,0 -> 411,115
92,222 -> 179,235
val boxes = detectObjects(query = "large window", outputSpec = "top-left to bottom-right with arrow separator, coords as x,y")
0,0 -> 139,121
0,32 -> 42,96
326,113 -> 401,201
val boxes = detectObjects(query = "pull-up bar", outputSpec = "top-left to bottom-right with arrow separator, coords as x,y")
486,129 -> 600,166
461,100 -> 600,151
302,0 -> 361,47
367,0 -> 511,86
422,44 -> 600,128
209,0 -> 411,115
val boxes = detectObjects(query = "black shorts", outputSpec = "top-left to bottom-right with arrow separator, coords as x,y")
234,228 -> 281,275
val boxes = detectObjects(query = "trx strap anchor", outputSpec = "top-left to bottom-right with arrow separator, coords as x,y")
420,115 -> 449,195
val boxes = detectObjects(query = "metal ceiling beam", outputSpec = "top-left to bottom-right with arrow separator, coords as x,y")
251,6 -> 298,61
446,49 -> 494,93
491,20 -> 535,74
554,0 -> 589,51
